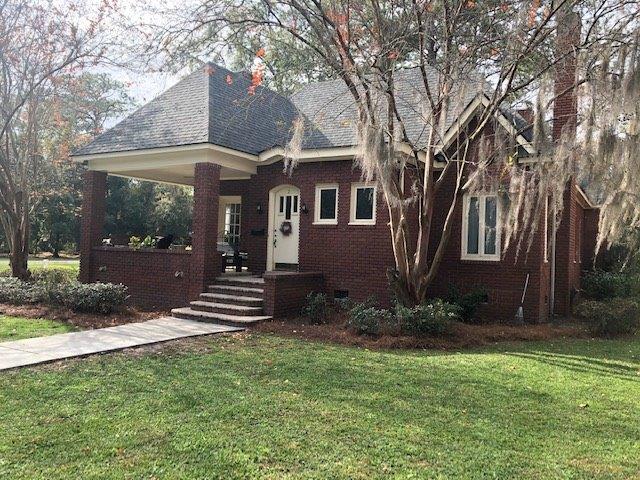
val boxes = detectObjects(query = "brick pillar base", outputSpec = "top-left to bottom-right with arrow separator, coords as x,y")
79,170 -> 107,283
190,163 -> 221,299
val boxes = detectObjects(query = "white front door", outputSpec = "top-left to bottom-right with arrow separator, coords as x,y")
272,185 -> 300,267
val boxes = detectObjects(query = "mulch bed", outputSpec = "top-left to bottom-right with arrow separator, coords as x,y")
0,303 -> 167,330
255,312 -> 590,350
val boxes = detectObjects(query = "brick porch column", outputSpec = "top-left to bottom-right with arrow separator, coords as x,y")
79,170 -> 107,283
190,163 -> 221,299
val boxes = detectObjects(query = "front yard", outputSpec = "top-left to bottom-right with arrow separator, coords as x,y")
0,332 -> 638,479
0,315 -> 75,341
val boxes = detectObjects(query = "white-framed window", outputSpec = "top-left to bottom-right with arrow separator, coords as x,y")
461,193 -> 501,261
314,184 -> 338,224
349,183 -> 377,225
224,203 -> 241,245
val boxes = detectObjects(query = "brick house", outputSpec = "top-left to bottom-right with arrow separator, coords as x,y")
73,56 -> 598,324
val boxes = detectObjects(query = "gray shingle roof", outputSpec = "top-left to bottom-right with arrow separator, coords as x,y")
75,62 -> 528,157
74,63 -> 299,156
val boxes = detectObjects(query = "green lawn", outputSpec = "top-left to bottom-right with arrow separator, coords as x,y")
0,334 -> 638,479
0,258 -> 79,274
0,315 -> 75,342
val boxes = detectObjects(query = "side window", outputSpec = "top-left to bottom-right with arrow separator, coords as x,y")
224,203 -> 241,245
462,193 -> 501,261
350,183 -> 376,225
314,184 -> 339,224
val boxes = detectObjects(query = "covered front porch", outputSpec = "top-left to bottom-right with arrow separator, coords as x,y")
77,147 -> 322,316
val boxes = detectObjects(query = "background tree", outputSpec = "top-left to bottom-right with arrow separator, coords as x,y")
150,0 -> 639,305
0,0 -> 114,278
33,73 -> 133,257
104,177 -> 193,242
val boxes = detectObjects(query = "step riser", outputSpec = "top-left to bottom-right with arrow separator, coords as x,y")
208,287 -> 263,299
215,279 -> 265,288
199,294 -> 262,307
191,303 -> 264,316
172,310 -> 252,328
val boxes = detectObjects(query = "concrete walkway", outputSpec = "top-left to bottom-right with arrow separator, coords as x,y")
0,317 -> 242,371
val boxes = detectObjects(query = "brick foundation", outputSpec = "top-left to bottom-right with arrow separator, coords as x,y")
263,271 -> 324,317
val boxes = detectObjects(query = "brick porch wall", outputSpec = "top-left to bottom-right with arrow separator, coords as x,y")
263,271 -> 324,317
90,247 -> 193,310
79,170 -> 107,283
79,164 -> 223,310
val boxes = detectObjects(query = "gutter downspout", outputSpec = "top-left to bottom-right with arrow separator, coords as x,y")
550,196 -> 557,323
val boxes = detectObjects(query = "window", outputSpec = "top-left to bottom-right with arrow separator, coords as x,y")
314,184 -> 338,224
350,183 -> 376,225
462,193 -> 500,260
224,203 -> 241,245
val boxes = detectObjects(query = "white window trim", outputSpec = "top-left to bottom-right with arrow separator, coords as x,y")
313,184 -> 339,225
349,183 -> 377,225
461,193 -> 501,261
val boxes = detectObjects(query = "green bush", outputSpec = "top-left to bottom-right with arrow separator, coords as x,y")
301,292 -> 331,324
581,270 -> 640,300
0,276 -> 127,314
347,299 -> 460,337
346,303 -> 392,336
58,282 -> 128,314
0,277 -> 38,304
396,300 -> 460,336
446,285 -> 488,323
31,268 -> 77,284
575,298 -> 640,336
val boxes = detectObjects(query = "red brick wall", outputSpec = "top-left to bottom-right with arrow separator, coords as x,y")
79,170 -> 107,283
221,161 -> 396,306
424,166 -> 549,323
555,183 -> 584,316
582,208 -> 600,270
263,271 -> 324,317
190,163 -> 222,299
90,247 -> 193,310
222,159 -> 554,322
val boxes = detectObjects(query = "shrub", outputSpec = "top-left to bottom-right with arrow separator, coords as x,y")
0,277 -> 37,304
58,282 -> 128,314
0,276 -> 127,314
301,292 -> 331,324
346,303 -> 392,336
446,285 -> 488,323
31,268 -> 77,284
575,298 -> 640,336
396,300 -> 460,336
581,270 -> 640,300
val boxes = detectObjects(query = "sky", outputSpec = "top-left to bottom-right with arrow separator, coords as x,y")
96,0 -> 195,126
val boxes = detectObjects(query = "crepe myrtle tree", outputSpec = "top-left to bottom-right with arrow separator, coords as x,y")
152,0 -> 639,305
0,0 -> 116,279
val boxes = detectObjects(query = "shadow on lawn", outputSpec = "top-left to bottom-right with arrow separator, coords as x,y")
505,350 -> 640,382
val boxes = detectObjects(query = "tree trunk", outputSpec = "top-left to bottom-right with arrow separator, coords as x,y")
6,215 -> 30,280
386,268 -> 416,307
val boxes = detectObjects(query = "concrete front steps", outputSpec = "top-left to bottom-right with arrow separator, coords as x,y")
171,274 -> 271,328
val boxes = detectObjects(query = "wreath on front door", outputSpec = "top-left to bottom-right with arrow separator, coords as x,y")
279,221 -> 293,236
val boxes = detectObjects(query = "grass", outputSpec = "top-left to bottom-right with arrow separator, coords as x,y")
0,334 -> 638,479
0,258 -> 79,274
0,315 -> 75,342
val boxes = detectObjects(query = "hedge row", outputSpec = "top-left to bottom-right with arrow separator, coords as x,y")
0,276 -> 127,314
